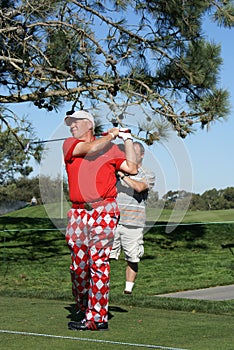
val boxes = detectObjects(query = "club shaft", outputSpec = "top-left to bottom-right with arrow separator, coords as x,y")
30,130 -> 131,145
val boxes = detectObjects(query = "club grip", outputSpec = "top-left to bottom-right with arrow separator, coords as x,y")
101,129 -> 131,136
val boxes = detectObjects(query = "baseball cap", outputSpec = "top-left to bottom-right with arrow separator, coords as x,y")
64,110 -> 95,127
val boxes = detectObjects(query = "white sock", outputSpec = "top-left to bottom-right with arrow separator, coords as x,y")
125,281 -> 134,292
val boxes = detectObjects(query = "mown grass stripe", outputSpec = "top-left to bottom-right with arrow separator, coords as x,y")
0,329 -> 189,350
1,220 -> 234,232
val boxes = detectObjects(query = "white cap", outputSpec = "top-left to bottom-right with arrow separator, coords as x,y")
64,110 -> 95,127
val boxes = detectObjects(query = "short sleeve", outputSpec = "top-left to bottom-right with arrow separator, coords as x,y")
145,169 -> 156,190
63,137 -> 80,163
112,144 -> 126,169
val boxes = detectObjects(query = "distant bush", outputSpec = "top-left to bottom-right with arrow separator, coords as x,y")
0,176 -> 69,206
0,200 -> 28,215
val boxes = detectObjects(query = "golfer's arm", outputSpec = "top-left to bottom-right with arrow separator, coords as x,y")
72,129 -> 118,156
121,176 -> 148,192
119,139 -> 138,175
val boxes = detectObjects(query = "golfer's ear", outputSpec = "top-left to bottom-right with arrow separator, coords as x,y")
88,120 -> 93,130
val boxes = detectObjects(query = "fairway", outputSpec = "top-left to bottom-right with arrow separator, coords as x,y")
0,297 -> 234,350
1,207 -> 234,349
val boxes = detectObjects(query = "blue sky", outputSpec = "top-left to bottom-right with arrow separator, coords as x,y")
9,18 -> 234,198
183,19 -> 234,195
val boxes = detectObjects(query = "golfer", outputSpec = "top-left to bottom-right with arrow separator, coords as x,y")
63,110 -> 137,331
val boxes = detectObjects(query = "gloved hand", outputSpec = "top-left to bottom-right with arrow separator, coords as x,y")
118,128 -> 133,141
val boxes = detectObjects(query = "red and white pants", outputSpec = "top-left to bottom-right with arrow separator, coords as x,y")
65,200 -> 119,323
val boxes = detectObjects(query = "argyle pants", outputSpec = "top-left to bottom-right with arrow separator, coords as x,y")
65,200 -> 119,323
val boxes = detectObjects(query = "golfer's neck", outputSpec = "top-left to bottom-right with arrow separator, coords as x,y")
78,130 -> 94,142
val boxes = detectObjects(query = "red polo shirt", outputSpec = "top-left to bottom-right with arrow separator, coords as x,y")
63,137 -> 126,203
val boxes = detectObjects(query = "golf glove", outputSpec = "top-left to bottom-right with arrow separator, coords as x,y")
118,128 -> 133,141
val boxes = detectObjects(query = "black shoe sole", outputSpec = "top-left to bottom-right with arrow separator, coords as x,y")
68,321 -> 108,331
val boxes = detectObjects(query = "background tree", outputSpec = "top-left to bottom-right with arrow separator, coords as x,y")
0,122 -> 42,185
0,0 -> 233,155
1,175 -> 234,212
201,188 -> 219,210
147,189 -> 160,208
200,187 -> 234,210
221,187 -> 234,203
0,175 -> 69,205
188,193 -> 207,211
162,190 -> 192,209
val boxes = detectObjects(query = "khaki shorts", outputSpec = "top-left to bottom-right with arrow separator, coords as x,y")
110,224 -> 144,263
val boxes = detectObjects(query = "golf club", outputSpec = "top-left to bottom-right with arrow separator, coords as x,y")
24,129 -> 131,153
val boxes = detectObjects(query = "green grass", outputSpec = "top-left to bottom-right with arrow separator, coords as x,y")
5,203 -> 234,223
0,297 -> 234,350
0,205 -> 234,307
0,205 -> 234,349
146,207 -> 234,223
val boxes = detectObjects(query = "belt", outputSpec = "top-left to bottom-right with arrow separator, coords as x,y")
72,198 -> 115,211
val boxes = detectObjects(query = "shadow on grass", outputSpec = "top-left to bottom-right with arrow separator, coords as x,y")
65,303 -> 128,322
1,217 -> 233,262
0,216 -> 67,261
0,219 -> 210,263
0,216 -> 67,230
145,221 -> 207,249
